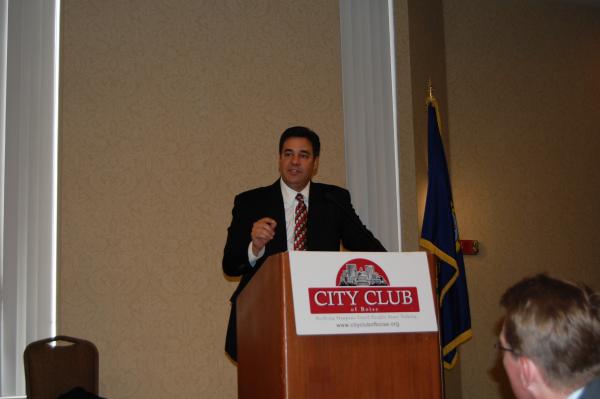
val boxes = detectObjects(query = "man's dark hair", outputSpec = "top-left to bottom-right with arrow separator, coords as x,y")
279,126 -> 321,157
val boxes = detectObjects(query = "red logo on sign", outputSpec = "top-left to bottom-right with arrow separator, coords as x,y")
308,258 -> 420,314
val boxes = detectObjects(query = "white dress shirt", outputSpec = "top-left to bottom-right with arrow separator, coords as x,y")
247,179 -> 310,266
567,386 -> 584,399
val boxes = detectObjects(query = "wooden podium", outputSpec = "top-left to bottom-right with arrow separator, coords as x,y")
236,252 -> 442,399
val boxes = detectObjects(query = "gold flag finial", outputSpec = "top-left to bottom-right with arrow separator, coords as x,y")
427,78 -> 434,102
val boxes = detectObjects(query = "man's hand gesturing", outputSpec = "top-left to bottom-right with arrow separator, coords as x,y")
251,217 -> 277,256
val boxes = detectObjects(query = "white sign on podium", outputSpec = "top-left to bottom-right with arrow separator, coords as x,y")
288,251 -> 438,335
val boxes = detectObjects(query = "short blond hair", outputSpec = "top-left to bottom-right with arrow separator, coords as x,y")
500,274 -> 600,390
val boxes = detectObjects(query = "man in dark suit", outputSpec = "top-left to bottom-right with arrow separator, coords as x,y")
222,126 -> 385,361
498,274 -> 600,399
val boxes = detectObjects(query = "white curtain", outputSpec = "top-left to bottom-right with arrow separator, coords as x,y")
0,0 -> 59,396
339,0 -> 401,251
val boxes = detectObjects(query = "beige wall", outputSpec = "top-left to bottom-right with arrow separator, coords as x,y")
401,0 -> 600,398
58,0 -> 600,398
443,1 -> 600,398
399,0 -> 466,396
58,1 -> 344,397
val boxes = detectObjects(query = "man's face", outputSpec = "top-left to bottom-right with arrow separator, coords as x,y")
278,137 -> 319,192
500,327 -> 531,399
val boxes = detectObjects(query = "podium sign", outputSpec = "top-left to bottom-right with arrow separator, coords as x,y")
237,251 -> 443,398
288,251 -> 438,335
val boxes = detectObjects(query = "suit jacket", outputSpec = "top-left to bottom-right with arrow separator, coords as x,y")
222,180 -> 385,360
580,378 -> 600,399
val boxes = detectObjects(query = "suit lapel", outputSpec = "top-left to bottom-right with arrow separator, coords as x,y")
307,183 -> 325,250
266,180 -> 288,253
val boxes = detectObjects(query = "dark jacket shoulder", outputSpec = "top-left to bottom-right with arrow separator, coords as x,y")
234,180 -> 280,201
310,181 -> 351,200
581,378 -> 600,399
311,181 -> 348,193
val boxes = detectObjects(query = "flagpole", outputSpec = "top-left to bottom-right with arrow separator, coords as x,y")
427,78 -> 439,111
426,80 -> 442,136
420,82 -> 473,368
427,78 -> 434,102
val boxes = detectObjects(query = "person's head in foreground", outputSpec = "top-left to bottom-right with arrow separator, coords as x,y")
499,274 -> 600,399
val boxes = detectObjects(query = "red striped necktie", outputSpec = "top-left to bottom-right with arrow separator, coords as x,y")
293,193 -> 307,250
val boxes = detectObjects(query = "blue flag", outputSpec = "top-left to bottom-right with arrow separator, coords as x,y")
420,98 -> 472,369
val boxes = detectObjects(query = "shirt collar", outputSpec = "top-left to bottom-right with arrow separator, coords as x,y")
280,179 -> 310,205
567,386 -> 585,399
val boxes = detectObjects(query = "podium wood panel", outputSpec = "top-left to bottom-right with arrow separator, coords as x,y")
237,252 -> 442,399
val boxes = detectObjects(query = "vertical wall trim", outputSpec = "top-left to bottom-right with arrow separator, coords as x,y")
387,0 -> 402,251
339,0 -> 400,251
0,0 -> 58,395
